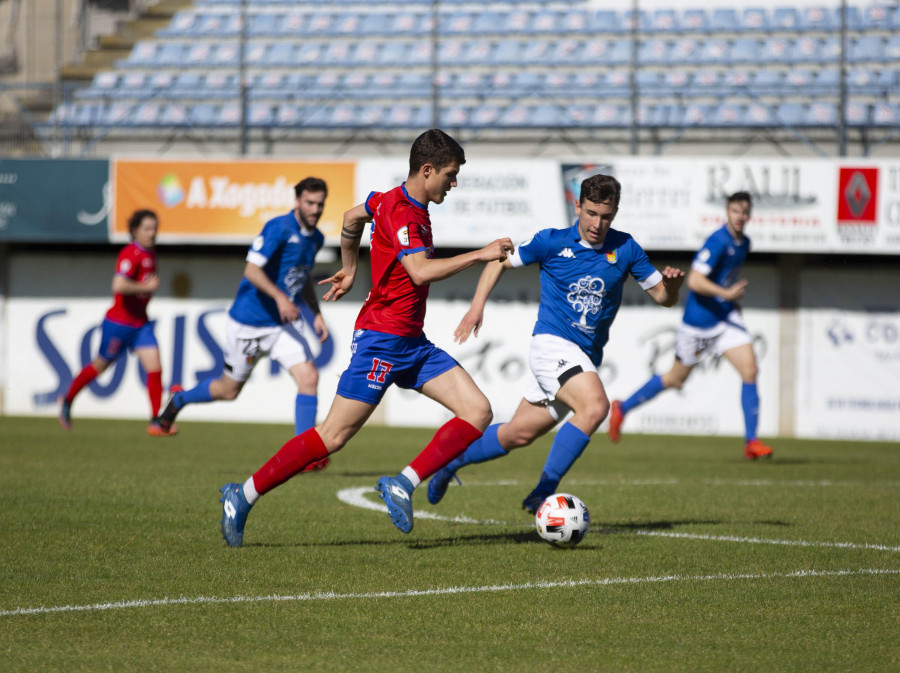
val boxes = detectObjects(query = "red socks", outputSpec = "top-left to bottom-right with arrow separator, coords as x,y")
146,371 -> 163,417
252,428 -> 330,496
65,363 -> 99,403
409,417 -> 483,481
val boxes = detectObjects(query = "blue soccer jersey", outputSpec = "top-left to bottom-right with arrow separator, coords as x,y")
510,224 -> 662,366
682,224 -> 750,328
229,211 -> 325,327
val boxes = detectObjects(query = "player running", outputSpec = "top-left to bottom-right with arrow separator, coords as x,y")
156,178 -> 330,466
217,129 -> 514,546
58,209 -> 176,436
608,191 -> 773,460
427,174 -> 685,513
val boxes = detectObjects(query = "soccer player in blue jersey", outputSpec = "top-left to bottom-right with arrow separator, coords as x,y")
156,178 -> 331,468
608,191 -> 773,461
427,174 -> 685,513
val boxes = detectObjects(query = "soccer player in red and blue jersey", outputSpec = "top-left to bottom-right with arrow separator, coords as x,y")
217,129 -> 514,546
58,209 -> 176,436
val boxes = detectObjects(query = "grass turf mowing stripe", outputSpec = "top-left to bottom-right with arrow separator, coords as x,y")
2,568 -> 896,618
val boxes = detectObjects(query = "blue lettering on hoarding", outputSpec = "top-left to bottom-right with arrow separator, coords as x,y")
32,307 -> 336,407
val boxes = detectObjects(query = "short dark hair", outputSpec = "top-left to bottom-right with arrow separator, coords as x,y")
579,174 -> 621,207
727,191 -> 752,208
295,177 -> 328,198
127,209 -> 157,237
408,129 -> 466,176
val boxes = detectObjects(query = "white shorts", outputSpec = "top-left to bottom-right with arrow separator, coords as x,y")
523,333 -> 599,422
223,315 -> 315,382
674,310 -> 753,367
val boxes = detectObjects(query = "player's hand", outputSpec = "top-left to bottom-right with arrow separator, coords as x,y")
141,274 -> 160,293
275,294 -> 300,323
319,269 -> 354,302
723,279 -> 748,302
661,266 -> 685,290
482,238 -> 514,263
454,308 -> 484,344
313,312 -> 329,343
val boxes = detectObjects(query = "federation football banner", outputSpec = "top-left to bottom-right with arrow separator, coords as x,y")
795,270 -> 900,441
0,159 -> 110,242
355,158 -> 569,247
111,159 -> 356,244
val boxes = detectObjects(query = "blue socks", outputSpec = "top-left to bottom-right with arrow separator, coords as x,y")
295,393 -> 318,435
741,382 -> 760,441
444,423 -> 507,473
621,374 -> 665,414
175,378 -> 214,408
531,421 -> 591,497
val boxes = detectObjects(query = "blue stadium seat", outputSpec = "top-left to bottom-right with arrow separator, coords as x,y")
262,42 -> 295,67
382,105 -> 431,128
711,102 -> 745,126
771,8 -> 799,30
441,13 -> 474,35
663,69 -> 692,93
158,11 -> 199,37
388,13 -> 427,35
78,71 -> 119,99
440,104 -> 471,128
787,68 -> 820,91
752,70 -> 784,94
280,12 -> 305,35
741,8 -> 769,31
775,102 -> 806,126
160,103 -> 189,126
248,12 -> 279,37
462,40 -> 494,65
849,36 -> 885,63
275,103 -> 302,127
543,71 -> 572,95
860,5 -> 893,30
639,38 -> 669,65
490,40 -> 523,66
212,42 -> 240,67
332,12 -> 362,35
329,104 -> 359,127
744,103 -> 775,126
697,38 -> 729,64
499,103 -> 532,127
529,11 -> 560,34
679,103 -> 713,126
505,10 -> 531,34
306,13 -> 335,36
248,103 -> 275,127
561,104 -> 591,126
805,102 -> 836,125
641,104 -> 675,127
470,104 -> 503,127
709,9 -> 740,32
635,69 -> 661,93
592,104 -> 628,127
182,42 -> 215,66
450,71 -> 486,96
509,71 -> 543,96
395,72 -> 430,92
214,102 -> 241,127
560,9 -> 590,32
681,9 -> 709,32
799,6 -> 832,31
169,72 -> 202,98
669,38 -> 701,64
845,102 -> 869,126
471,11 -> 505,35
520,39 -> 554,65
721,69 -> 751,94
758,37 -> 792,64
133,102 -> 163,126
102,102 -> 133,126
649,9 -> 678,32
621,9 -> 649,32
883,35 -> 900,61
833,5 -> 862,30
819,36 -> 841,62
551,39 -> 583,66
872,102 -> 900,126
601,70 -> 629,94
120,41 -> 159,67
729,37 -> 760,64
320,42 -> 355,65
589,10 -> 623,33
690,70 -> 722,94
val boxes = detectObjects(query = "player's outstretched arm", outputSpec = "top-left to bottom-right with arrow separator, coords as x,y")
686,269 -> 748,302
321,203 -> 371,302
401,237 -> 514,287
454,259 -> 512,343
646,266 -> 686,307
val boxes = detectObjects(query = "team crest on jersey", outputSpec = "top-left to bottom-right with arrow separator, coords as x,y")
605,250 -> 617,264
397,226 -> 410,246
119,259 -> 132,273
252,235 -> 264,250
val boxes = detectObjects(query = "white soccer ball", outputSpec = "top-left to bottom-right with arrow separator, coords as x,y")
535,493 -> 590,548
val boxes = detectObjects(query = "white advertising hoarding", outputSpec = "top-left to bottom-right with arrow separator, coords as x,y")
795,270 -> 900,441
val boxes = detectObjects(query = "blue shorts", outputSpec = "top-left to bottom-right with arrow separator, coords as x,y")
98,319 -> 158,361
336,330 -> 459,405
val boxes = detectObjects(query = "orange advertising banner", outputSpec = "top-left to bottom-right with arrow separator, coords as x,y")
111,159 -> 356,244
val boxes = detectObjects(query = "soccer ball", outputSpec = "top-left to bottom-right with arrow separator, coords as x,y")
534,493 -> 590,548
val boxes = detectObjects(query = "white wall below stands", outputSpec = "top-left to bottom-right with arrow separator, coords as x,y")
2,251 -> 898,441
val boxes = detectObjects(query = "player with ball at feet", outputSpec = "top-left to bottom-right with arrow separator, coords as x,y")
217,129 -> 514,546
427,174 -> 685,514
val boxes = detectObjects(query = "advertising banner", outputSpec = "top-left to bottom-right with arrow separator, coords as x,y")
795,270 -> 900,441
562,158 -> 900,254
355,158 -> 569,247
0,159 -> 109,242
111,160 -> 356,244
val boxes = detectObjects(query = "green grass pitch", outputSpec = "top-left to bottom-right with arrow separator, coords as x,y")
0,416 -> 897,672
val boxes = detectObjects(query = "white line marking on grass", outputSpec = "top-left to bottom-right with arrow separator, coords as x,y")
2,568 -> 896,618
462,478 -> 899,488
337,487 -> 511,525
636,531 -> 900,553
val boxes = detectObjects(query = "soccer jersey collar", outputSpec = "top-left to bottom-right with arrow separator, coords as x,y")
572,220 -> 608,250
401,183 -> 428,211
